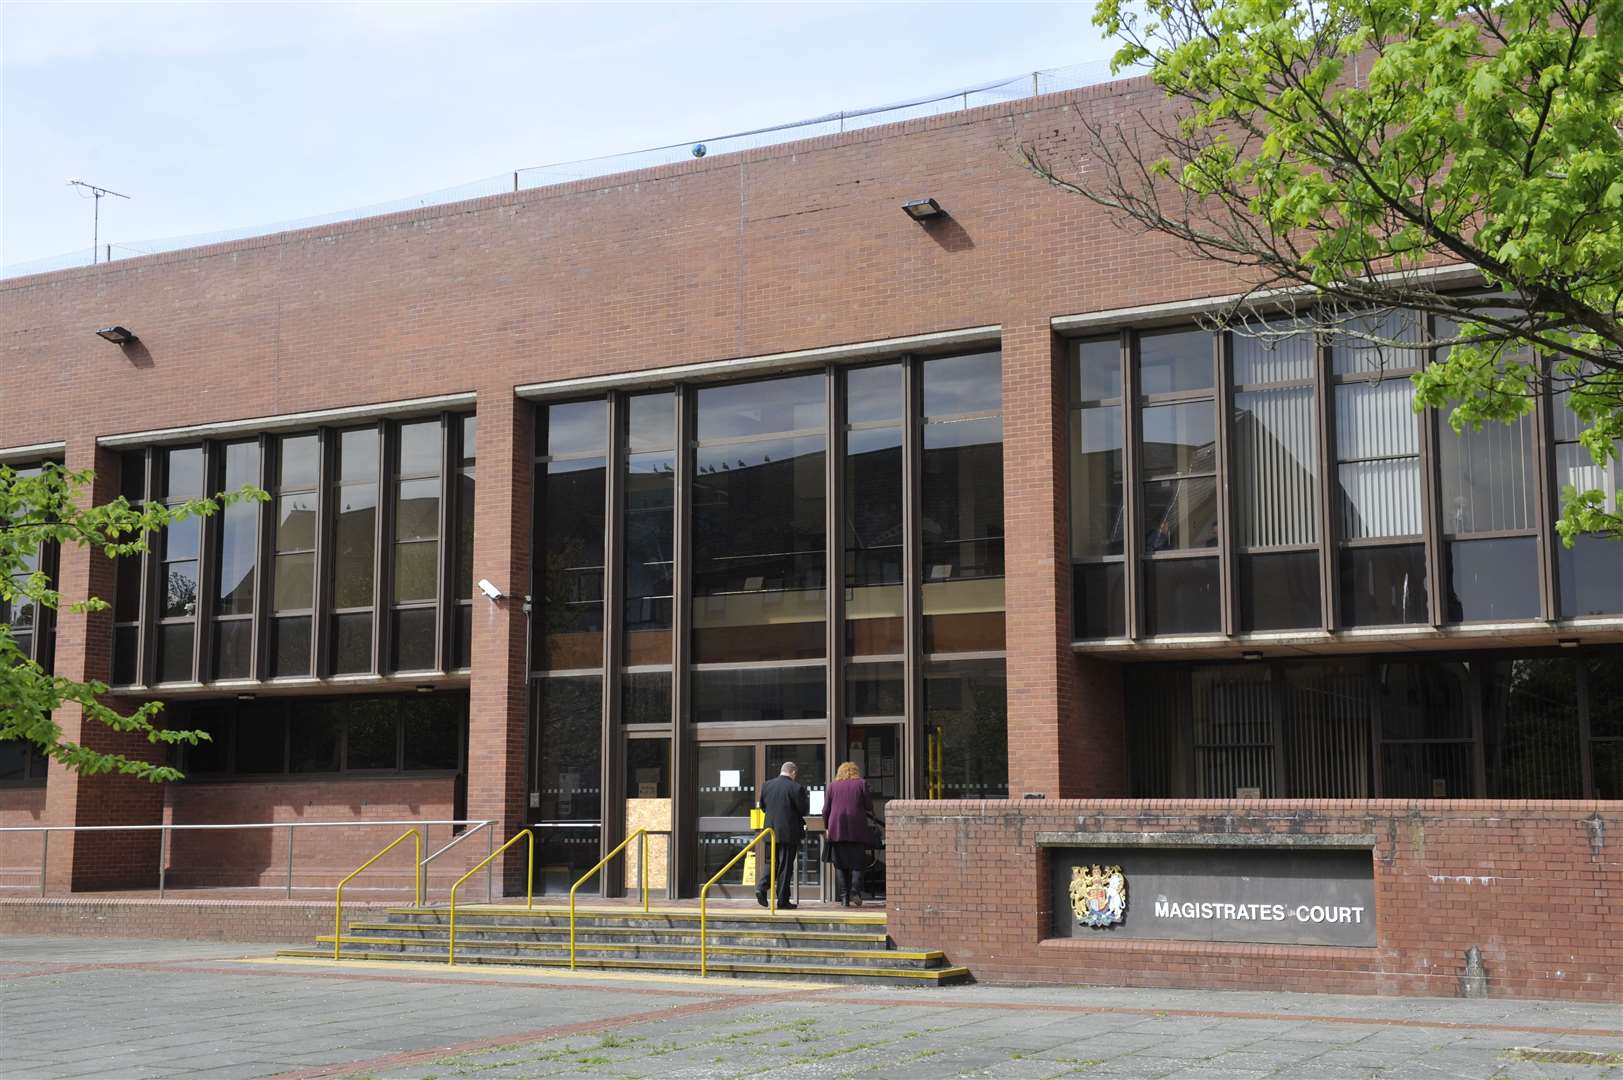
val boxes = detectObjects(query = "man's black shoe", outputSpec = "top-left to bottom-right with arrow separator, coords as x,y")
779,902 -> 797,910
756,894 -> 768,908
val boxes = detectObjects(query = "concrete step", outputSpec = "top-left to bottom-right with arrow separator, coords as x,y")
276,946 -> 971,986
345,920 -> 892,950
317,932 -> 946,969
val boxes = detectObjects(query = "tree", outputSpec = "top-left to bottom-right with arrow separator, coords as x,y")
0,463 -> 264,781
1022,0 -> 1623,540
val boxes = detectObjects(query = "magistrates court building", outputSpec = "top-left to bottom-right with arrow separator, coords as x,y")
2,68 -> 1618,999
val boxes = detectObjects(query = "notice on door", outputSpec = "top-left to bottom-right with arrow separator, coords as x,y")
1049,846 -> 1376,947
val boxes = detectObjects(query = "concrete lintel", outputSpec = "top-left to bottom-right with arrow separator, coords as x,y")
1037,831 -> 1380,849
0,441 -> 67,464
97,392 -> 477,449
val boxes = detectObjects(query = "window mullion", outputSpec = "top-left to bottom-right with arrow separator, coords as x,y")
1122,330 -> 1143,640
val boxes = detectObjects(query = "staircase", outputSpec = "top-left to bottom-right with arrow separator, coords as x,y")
278,904 -> 970,986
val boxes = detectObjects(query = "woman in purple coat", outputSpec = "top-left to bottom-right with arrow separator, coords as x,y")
824,761 -> 878,906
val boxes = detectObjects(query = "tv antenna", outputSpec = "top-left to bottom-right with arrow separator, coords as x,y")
67,179 -> 131,264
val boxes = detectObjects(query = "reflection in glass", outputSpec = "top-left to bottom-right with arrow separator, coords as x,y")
1340,544 -> 1427,626
847,364 -> 903,424
217,442 -> 259,616
1144,558 -> 1220,635
1482,657 -> 1581,797
1238,551 -> 1320,632
1331,309 -> 1422,375
1438,413 -> 1536,535
1233,387 -> 1317,547
846,661 -> 904,718
697,375 -> 824,439
214,619 -> 252,681
846,424 -> 902,656
1070,406 -> 1124,559
1444,538 -> 1539,622
1141,401 -> 1216,478
921,352 -> 1000,417
1138,329 -> 1212,395
1073,561 -> 1126,639
272,616 -> 311,677
1232,323 -> 1315,384
622,670 -> 672,726
692,665 -> 826,723
392,608 -> 436,671
537,452 -> 606,669
623,448 -> 673,665
158,623 -> 194,683
1072,338 -> 1121,402
533,675 -> 602,822
1143,477 -> 1218,551
924,658 -> 1008,798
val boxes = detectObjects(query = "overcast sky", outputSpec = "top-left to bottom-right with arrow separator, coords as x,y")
1,2 -> 1118,270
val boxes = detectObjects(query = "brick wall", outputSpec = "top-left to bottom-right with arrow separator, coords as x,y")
0,896 -> 393,944
885,799 -> 1623,1001
0,786 -> 47,892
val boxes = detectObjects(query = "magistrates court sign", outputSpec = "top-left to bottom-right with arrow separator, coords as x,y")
1048,845 -> 1377,947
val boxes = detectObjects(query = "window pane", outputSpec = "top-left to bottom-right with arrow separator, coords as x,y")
276,493 -> 318,552
403,699 -> 462,770
1144,558 -> 1220,635
625,392 -> 674,453
1336,377 -> 1421,540
692,436 -> 825,664
1073,339 -> 1122,401
1073,561 -> 1126,639
537,453 -> 606,669
846,426 -> 903,655
697,375 -> 825,439
346,712 -> 398,770
163,560 -> 199,618
1142,477 -> 1219,551
271,616 -> 311,677
846,661 -> 904,718
1232,323 -> 1314,384
398,420 -> 442,476
1338,460 -> 1422,539
1482,657 -> 1581,797
273,551 -> 315,611
1141,401 -> 1215,478
1331,309 -> 1423,375
1377,658 -> 1473,740
533,675 -> 602,821
213,619 -> 252,680
1070,405 -> 1124,558
452,604 -> 472,669
157,622 -> 194,683
333,482 -> 378,608
1138,329 -> 1212,395
393,542 -> 439,604
543,400 -> 607,458
455,468 -> 474,601
1558,534 -> 1623,617
1340,545 -> 1427,627
234,708 -> 286,774
624,451 -> 673,665
1444,538 -> 1540,622
392,607 -> 437,671
113,626 -> 139,685
697,745 -> 756,817
182,710 -> 229,774
1238,551 -> 1320,632
165,446 -> 204,500
331,611 -> 373,674
337,427 -> 379,484
1595,741 -> 1623,799
626,738 -> 671,798
922,352 -> 1000,417
922,417 -> 1003,573
924,658 -> 1008,798
1587,653 -> 1623,739
279,434 -> 319,490
165,513 -> 201,562
217,443 -> 259,616
1438,413 -> 1536,534
847,363 -> 903,424
923,578 -> 1006,652
289,710 -> 340,772
395,477 -> 441,541
692,665 -> 826,723
1233,387 -> 1318,546
622,669 -> 672,726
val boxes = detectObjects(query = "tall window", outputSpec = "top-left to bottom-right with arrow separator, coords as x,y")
1554,385 -> 1623,617
392,420 -> 442,672
845,364 -> 905,720
1333,311 -> 1428,626
534,400 -> 607,671
331,427 -> 379,674
1232,323 -> 1321,631
1070,339 -> 1125,638
271,434 -> 319,677
1138,330 -> 1220,634
156,446 -> 203,683
1,465 -> 55,672
622,393 -> 674,724
452,415 -> 477,669
213,442 -> 260,680
691,374 -> 827,722
112,452 -> 145,685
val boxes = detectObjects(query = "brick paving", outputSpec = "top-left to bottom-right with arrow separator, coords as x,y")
1,937 -> 1619,1079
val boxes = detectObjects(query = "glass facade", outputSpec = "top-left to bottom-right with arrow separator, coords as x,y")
110,413 -> 474,688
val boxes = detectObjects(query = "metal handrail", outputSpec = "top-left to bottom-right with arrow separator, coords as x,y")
567,829 -> 665,970
0,819 -> 491,898
698,827 -> 776,977
447,829 -> 534,965
334,828 -> 422,961
418,820 -> 495,902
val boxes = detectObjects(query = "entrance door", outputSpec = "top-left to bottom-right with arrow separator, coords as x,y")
695,742 -> 825,899
845,723 -> 901,900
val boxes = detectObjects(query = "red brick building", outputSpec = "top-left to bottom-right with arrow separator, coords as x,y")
2,74 -> 1619,998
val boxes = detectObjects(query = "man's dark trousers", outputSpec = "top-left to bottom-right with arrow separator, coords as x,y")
755,772 -> 809,907
756,834 -> 798,907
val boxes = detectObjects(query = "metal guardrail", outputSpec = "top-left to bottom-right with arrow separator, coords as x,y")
566,828 -> 669,970
334,828 -> 422,961
699,827 -> 776,977
0,819 -> 492,898
447,829 -> 534,965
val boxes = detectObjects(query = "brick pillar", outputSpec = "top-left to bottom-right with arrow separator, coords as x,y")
43,440 -> 165,891
465,392 -> 532,894
1001,321 -> 1127,798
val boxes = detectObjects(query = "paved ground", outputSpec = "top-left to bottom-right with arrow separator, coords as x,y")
1,937 -> 1619,1080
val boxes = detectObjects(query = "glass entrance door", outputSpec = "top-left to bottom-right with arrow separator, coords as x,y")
845,724 -> 900,899
695,741 -> 825,898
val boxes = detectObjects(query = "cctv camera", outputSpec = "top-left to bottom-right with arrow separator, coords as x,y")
478,579 -> 504,600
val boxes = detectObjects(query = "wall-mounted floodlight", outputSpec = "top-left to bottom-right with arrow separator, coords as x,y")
902,198 -> 945,222
96,325 -> 137,344
1559,638 -> 1581,648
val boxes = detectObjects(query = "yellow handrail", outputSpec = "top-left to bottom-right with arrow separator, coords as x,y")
448,829 -> 534,965
698,827 -> 776,977
334,827 -> 422,961
568,828 -> 655,970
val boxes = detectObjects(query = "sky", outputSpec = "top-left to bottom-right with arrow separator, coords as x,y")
1,2 -> 1118,271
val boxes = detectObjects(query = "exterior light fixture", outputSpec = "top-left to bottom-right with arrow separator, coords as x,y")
415,684 -> 435,694
1240,650 -> 1263,661
236,693 -> 256,702
1558,638 -> 1580,648
96,325 -> 137,344
902,198 -> 945,222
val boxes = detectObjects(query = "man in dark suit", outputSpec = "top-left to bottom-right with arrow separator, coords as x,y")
756,761 -> 809,910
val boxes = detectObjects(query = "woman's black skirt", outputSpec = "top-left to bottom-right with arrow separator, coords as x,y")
828,840 -> 867,871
